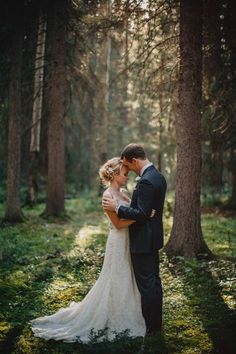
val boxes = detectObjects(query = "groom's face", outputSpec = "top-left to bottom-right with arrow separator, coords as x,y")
122,157 -> 139,175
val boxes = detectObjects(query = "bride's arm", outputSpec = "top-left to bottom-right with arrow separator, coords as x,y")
104,210 -> 135,230
102,190 -> 135,229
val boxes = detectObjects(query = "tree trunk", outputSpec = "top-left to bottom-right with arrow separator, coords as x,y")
44,0 -> 67,216
28,13 -> 47,206
210,133 -> 223,191
165,0 -> 212,258
157,53 -> 165,172
90,0 -> 111,190
117,0 -> 129,150
97,32 -> 111,164
228,148 -> 236,209
99,2 -> 111,161
224,0 -> 236,203
97,31 -> 111,195
203,0 -> 224,192
4,21 -> 24,222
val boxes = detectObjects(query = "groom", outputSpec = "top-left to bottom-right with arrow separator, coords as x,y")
102,143 -> 167,335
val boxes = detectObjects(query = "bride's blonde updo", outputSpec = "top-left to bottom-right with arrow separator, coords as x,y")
99,157 -> 122,187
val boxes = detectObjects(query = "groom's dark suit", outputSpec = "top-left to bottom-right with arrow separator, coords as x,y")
118,165 -> 167,332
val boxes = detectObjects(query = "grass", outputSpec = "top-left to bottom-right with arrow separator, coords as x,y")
0,191 -> 236,353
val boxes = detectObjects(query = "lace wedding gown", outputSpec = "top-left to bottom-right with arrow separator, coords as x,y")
30,202 -> 146,343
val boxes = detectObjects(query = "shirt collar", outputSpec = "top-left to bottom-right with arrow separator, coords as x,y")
140,162 -> 153,177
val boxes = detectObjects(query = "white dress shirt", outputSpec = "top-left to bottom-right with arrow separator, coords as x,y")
139,162 -> 153,177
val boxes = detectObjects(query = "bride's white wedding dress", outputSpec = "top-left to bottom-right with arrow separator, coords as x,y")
30,202 -> 146,343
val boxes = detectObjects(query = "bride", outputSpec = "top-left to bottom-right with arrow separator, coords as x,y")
30,157 -> 146,343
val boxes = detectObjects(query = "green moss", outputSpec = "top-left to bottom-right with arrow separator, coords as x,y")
201,214 -> 236,257
0,321 -> 12,342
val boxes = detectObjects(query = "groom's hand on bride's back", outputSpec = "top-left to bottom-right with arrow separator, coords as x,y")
102,196 -> 117,212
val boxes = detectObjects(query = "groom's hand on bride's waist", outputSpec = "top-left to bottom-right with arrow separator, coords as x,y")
102,196 -> 118,212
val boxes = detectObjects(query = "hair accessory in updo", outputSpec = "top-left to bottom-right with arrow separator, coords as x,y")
99,157 -> 122,187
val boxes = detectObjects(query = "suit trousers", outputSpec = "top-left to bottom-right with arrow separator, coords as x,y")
131,252 -> 162,332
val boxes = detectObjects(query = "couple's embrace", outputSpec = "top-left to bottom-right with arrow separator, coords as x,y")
30,144 -> 167,343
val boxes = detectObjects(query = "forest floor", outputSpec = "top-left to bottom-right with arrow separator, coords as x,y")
0,191 -> 236,354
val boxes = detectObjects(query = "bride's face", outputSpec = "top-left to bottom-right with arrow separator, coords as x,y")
114,165 -> 129,187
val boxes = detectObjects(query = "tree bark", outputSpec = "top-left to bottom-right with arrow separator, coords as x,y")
224,0 -> 236,204
4,19 -> 24,222
90,0 -> 111,190
116,0 -> 129,150
203,0 -> 224,192
228,148 -> 236,209
99,1 -> 111,159
157,53 -> 165,172
44,0 -> 67,216
209,132 -> 223,190
28,13 -> 47,207
165,0 -> 212,258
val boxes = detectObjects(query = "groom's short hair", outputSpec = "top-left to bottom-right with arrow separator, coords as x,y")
121,144 -> 146,162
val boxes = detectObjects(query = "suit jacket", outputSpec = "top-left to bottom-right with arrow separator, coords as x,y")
118,165 -> 167,254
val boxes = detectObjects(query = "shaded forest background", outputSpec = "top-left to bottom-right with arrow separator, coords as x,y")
1,1 -> 236,353
0,0 -> 236,257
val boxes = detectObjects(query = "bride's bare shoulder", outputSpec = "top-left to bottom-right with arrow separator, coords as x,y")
102,188 -> 112,199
